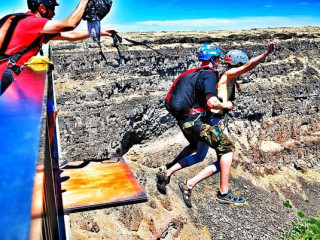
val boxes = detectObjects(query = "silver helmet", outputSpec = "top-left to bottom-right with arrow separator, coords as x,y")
225,50 -> 249,66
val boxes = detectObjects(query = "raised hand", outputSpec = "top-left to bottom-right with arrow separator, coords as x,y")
267,38 -> 280,54
101,29 -> 117,37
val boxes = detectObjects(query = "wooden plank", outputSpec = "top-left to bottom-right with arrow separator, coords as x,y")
58,158 -> 147,212
30,166 -> 45,240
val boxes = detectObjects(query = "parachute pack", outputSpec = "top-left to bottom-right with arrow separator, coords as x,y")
165,66 -> 215,120
82,0 -> 113,63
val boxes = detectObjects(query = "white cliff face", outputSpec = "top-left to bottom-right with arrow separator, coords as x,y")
52,27 -> 320,239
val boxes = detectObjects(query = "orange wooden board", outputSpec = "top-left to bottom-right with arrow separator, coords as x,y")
57,158 -> 147,212
31,166 -> 44,218
30,166 -> 44,240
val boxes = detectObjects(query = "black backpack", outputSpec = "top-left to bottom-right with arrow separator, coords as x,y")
0,13 -> 31,55
165,65 -> 214,120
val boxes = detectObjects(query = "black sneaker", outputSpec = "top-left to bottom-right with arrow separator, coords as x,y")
156,170 -> 170,194
178,181 -> 192,208
216,189 -> 245,205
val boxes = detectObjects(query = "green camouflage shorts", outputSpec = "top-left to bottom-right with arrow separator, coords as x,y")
181,118 -> 235,156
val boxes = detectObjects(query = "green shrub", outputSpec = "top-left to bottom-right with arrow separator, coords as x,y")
118,44 -> 129,51
283,200 -> 293,209
210,180 -> 217,185
297,211 -> 306,218
281,212 -> 320,239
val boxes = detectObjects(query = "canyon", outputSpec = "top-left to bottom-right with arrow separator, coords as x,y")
51,27 -> 320,239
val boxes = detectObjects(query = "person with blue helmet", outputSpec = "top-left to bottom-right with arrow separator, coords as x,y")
157,43 -> 235,200
177,39 -> 279,207
197,43 -> 223,68
158,43 -> 223,174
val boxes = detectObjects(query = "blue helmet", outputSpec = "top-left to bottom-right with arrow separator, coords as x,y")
197,43 -> 223,61
225,50 -> 249,66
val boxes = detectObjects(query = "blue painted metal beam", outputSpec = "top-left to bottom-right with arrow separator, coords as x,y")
0,67 -> 47,240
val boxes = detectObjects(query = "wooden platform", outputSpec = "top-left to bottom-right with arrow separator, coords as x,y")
57,158 -> 147,213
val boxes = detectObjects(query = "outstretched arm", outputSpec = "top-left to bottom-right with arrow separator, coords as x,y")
206,93 -> 233,110
41,0 -> 89,34
51,29 -> 116,41
221,38 -> 279,84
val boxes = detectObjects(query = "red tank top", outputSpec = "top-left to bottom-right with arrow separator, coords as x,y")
0,11 -> 50,78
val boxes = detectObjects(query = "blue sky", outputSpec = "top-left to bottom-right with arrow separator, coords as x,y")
1,0 -> 319,32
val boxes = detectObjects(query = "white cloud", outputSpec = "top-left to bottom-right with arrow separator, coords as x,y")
102,16 -> 320,32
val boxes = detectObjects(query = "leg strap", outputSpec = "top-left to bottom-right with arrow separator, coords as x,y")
1,68 -> 14,94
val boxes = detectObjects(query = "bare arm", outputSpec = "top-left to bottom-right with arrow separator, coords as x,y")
51,29 -> 116,41
220,38 -> 279,85
206,93 -> 233,110
41,0 -> 89,34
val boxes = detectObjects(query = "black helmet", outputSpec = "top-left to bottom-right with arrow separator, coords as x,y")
28,0 -> 59,10
82,0 -> 113,21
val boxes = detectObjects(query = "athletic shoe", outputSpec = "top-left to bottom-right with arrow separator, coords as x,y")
216,189 -> 245,205
178,181 -> 192,208
156,170 -> 170,194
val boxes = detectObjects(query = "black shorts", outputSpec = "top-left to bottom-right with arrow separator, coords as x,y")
178,118 -> 202,149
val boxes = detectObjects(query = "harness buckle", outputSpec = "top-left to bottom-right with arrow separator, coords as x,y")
7,59 -> 23,75
7,59 -> 16,69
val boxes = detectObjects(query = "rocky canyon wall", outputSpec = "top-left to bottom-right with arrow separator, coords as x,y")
52,27 -> 320,174
51,27 -> 320,240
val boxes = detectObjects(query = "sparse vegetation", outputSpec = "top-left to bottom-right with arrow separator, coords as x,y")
281,212 -> 320,240
281,199 -> 320,239
118,44 -> 129,51
283,200 -> 293,209
297,210 -> 306,218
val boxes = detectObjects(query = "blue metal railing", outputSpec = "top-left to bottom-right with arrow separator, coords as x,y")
0,58 -> 64,239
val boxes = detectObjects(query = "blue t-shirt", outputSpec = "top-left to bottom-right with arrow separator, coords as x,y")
193,70 -> 218,108
184,70 -> 218,122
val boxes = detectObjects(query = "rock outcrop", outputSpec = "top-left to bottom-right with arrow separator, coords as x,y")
52,27 -> 320,239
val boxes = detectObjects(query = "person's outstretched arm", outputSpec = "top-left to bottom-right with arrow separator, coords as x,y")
41,0 -> 89,34
51,29 -> 116,41
206,93 -> 234,111
220,38 -> 279,85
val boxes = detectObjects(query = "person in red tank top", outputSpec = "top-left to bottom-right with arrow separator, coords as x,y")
0,0 -> 115,95
0,12 -> 49,81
